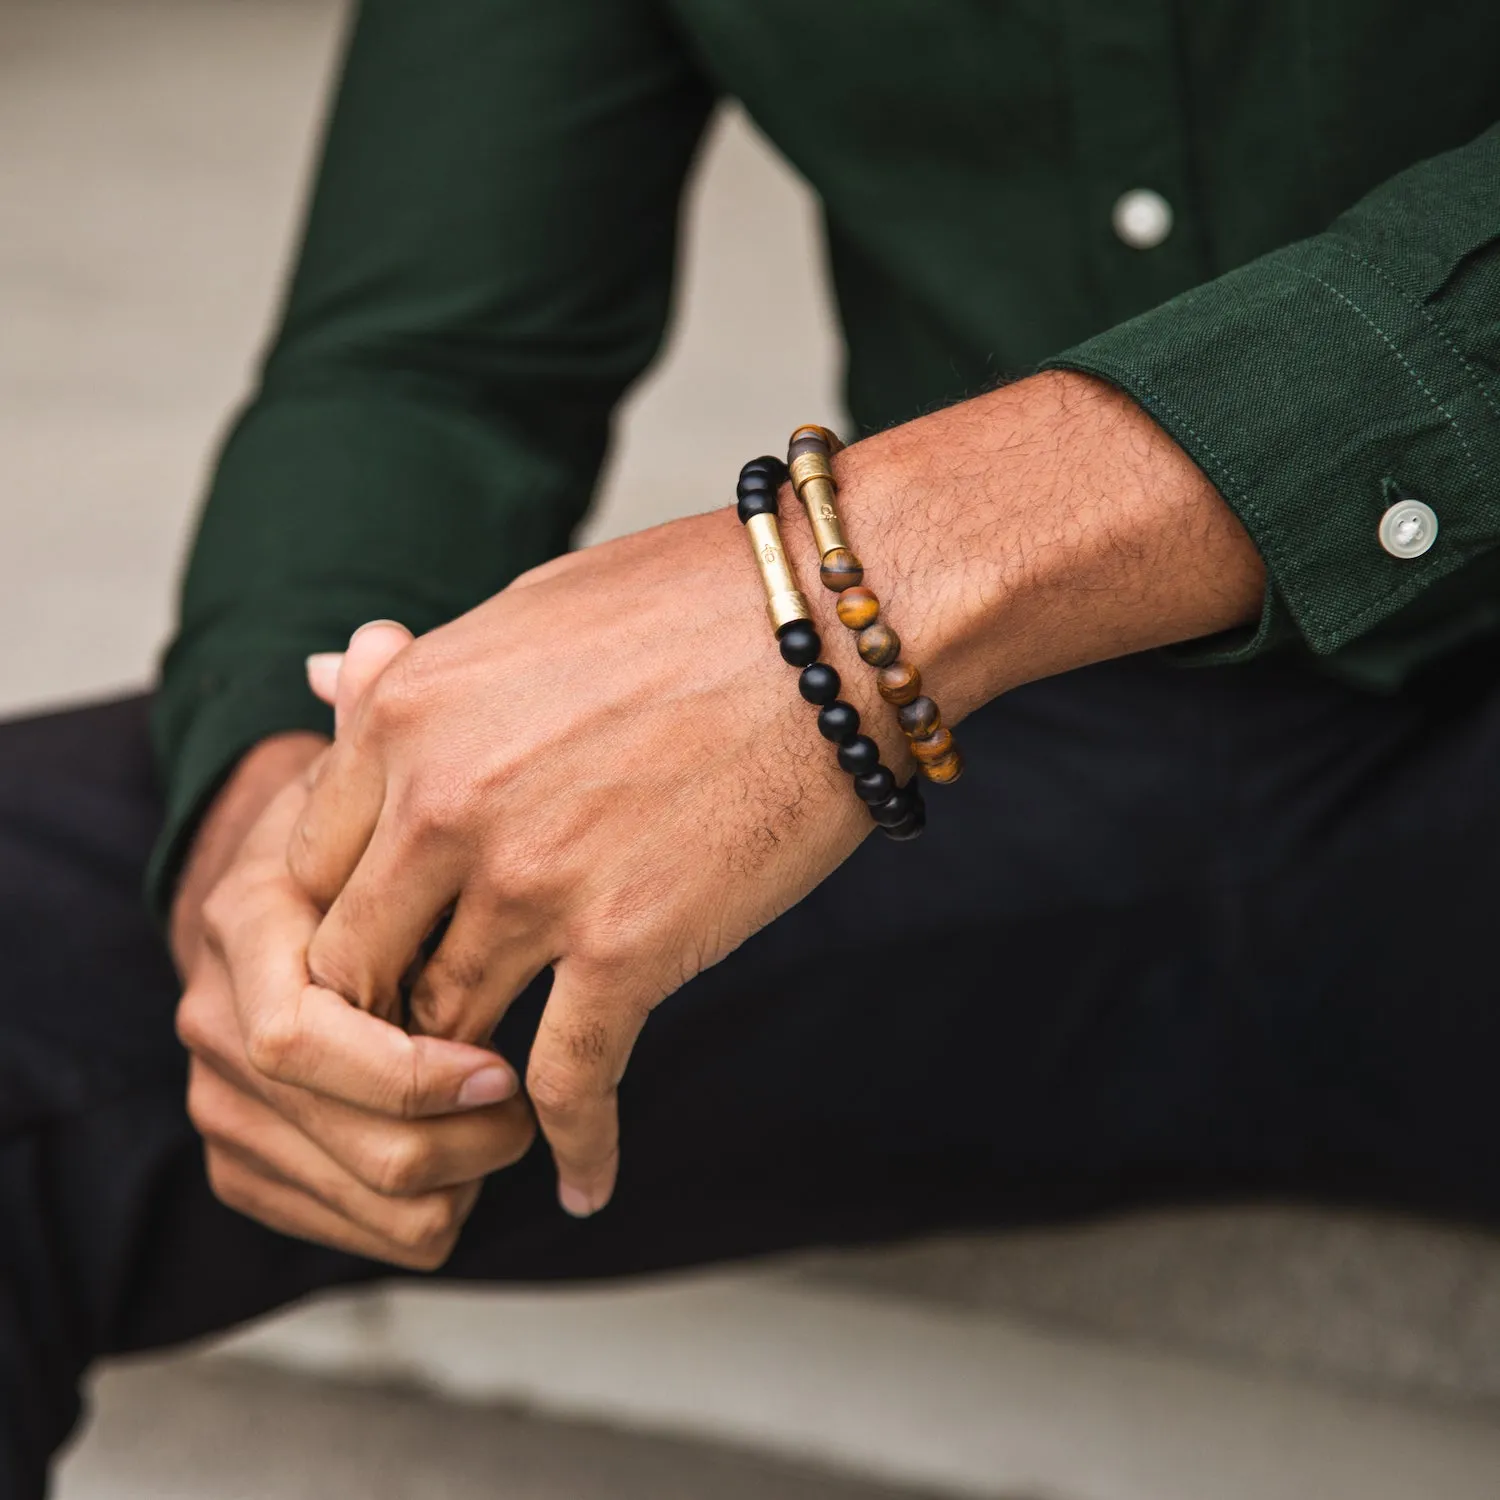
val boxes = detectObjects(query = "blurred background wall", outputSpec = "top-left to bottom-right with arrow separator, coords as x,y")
0,0 -> 839,716
5,3 -> 1500,1497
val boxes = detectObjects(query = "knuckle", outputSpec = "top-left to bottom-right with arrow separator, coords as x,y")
284,817 -> 326,898
395,768 -> 479,849
525,1058 -> 593,1123
174,989 -> 211,1053
382,1047 -> 426,1121
204,1149 -> 252,1214
363,649 -> 435,735
427,944 -> 489,997
570,922 -> 661,985
365,1131 -> 435,1196
243,1011 -> 301,1080
305,938 -> 370,1010
198,877 -> 245,950
389,1194 -> 462,1259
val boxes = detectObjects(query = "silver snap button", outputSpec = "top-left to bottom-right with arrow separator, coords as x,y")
1112,189 -> 1173,250
1378,499 -> 1438,559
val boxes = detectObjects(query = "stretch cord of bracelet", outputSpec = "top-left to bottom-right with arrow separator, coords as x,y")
736,456 -> 927,841
786,425 -> 965,787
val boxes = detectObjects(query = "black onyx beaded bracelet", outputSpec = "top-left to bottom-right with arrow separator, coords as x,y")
736,456 -> 926,841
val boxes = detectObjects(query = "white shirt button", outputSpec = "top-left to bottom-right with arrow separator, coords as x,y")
1112,188 -> 1174,249
1378,498 -> 1438,559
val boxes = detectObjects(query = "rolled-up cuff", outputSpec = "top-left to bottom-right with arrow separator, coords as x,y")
1043,234 -> 1500,661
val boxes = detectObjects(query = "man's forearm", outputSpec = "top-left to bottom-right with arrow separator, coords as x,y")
811,371 -> 1266,722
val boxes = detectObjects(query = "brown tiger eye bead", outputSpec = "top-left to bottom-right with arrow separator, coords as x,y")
919,747 -> 964,784
835,586 -> 880,631
876,661 -> 922,706
819,548 -> 864,591
856,622 -> 901,667
897,695 -> 941,739
910,726 -> 955,764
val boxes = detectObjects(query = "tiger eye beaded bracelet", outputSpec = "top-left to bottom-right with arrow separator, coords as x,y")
736,456 -> 926,841
786,425 -> 964,787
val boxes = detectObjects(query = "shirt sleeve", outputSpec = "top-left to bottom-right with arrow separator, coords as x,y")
1043,123 -> 1500,685
147,0 -> 715,915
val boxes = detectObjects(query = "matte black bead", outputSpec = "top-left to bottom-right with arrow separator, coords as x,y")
881,800 -> 927,841
798,662 -> 841,705
837,735 -> 881,775
738,455 -> 788,489
736,490 -> 778,524
777,621 -> 821,666
853,765 -> 897,804
736,457 -> 788,524
817,701 -> 861,743
869,785 -> 919,827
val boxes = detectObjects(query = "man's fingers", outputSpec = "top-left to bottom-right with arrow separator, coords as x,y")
289,615 -> 413,905
306,653 -> 343,706
191,1060 -> 480,1266
202,870 -> 515,1118
306,813 -> 464,1021
526,962 -> 649,1218
245,979 -> 520,1119
286,730 -> 386,909
204,1141 -> 476,1273
408,889 -> 551,1045
184,992 -> 535,1194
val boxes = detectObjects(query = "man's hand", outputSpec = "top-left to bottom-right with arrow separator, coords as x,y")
287,371 -> 1265,1220
171,632 -> 536,1269
289,515 -> 885,1219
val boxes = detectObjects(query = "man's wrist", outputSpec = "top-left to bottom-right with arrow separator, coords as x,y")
823,371 -> 1266,718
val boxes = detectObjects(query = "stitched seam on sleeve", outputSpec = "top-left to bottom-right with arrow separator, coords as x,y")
1323,242 -> 1500,423
1295,270 -> 1486,483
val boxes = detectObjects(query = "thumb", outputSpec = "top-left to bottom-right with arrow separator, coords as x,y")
336,620 -> 414,734
305,620 -> 414,736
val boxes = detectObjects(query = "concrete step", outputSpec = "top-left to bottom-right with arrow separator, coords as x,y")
55,1357 -> 948,1500
153,1257 -> 1500,1500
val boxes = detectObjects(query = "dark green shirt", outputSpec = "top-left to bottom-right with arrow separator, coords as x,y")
150,0 -> 1500,907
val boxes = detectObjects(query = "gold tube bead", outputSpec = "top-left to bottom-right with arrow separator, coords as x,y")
788,448 -> 834,494
745,511 -> 811,632
799,475 -> 855,564
789,440 -> 860,575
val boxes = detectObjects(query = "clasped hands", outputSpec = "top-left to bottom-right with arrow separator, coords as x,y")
168,374 -> 1262,1269
171,506 -> 879,1268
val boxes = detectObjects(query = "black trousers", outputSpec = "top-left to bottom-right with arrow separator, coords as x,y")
6,654 -> 1500,1496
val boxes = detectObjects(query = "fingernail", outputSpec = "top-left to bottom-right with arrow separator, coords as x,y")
558,1183 -> 596,1219
349,619 -> 407,643
457,1066 -> 517,1108
305,652 -> 343,676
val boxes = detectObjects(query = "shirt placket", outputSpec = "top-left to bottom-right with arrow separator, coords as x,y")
1064,0 -> 1207,325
